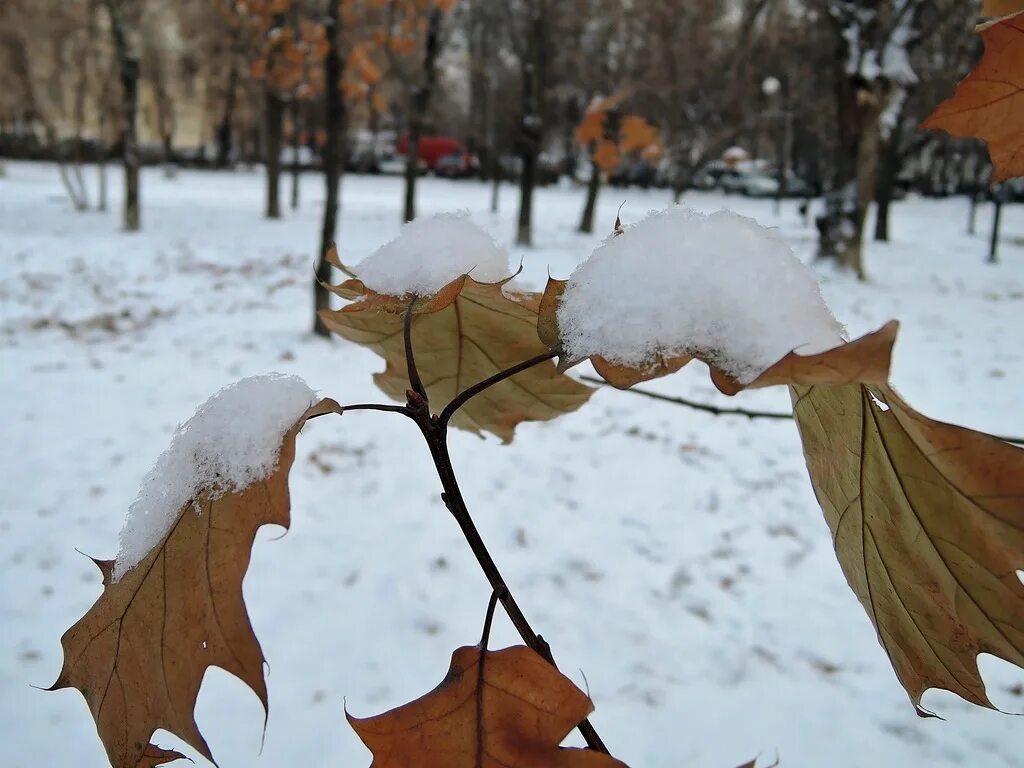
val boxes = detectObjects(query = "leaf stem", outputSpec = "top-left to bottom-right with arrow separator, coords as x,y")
338,403 -> 412,415
438,349 -> 559,427
403,297 -> 428,403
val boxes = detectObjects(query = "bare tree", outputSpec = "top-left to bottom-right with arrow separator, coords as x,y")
313,0 -> 345,337
402,4 -> 444,222
102,0 -> 142,231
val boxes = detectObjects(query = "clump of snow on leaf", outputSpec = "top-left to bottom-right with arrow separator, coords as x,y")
112,374 -> 317,581
353,212 -> 511,296
556,207 -> 845,383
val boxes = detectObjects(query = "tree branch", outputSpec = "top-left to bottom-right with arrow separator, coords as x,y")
438,349 -> 558,427
581,375 -> 792,420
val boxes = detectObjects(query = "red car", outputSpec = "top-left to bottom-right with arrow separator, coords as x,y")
396,134 -> 467,171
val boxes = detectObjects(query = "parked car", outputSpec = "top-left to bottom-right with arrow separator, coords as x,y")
397,134 -> 467,172
377,151 -> 427,175
435,151 -> 478,179
741,172 -> 781,197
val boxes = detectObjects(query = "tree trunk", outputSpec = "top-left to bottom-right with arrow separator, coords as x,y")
873,138 -> 896,242
290,100 -> 301,210
314,0 -> 345,337
516,3 -> 547,246
816,75 -> 888,280
105,1 -> 140,231
578,161 -> 600,233
216,60 -> 238,168
264,89 -> 284,218
403,6 -> 443,223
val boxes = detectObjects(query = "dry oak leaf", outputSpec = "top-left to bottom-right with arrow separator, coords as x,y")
348,644 -> 628,768
982,0 -> 1024,18
921,12 -> 1024,182
792,382 -> 1024,713
49,398 -> 342,768
538,276 -> 896,393
319,249 -> 593,442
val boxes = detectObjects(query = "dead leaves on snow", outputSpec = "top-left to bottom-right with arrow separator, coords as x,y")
50,399 -> 341,768
318,247 -> 593,442
348,644 -> 627,768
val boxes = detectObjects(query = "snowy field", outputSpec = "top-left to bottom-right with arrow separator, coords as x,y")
2,160 -> 1023,767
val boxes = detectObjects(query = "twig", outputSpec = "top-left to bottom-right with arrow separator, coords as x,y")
479,588 -> 502,649
581,376 -> 1024,445
401,344 -> 612,754
439,349 -> 558,427
403,297 -> 427,402
581,376 -> 792,420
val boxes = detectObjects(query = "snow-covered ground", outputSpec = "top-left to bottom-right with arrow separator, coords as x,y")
2,161 -> 1023,768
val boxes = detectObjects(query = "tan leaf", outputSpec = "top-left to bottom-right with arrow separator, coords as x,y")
539,277 -> 895,393
138,745 -> 189,767
49,399 -> 342,768
320,271 -> 592,442
348,645 -> 628,768
921,12 -> 1024,182
792,382 -> 1024,711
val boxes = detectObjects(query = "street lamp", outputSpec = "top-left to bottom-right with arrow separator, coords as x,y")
761,76 -> 790,215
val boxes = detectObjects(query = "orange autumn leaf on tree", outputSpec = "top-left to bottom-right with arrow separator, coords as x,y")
592,140 -> 620,173
618,116 -> 659,154
575,110 -> 606,145
922,12 -> 1024,182
49,399 -> 341,768
348,645 -> 627,768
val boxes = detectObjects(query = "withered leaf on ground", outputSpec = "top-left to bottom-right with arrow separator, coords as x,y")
50,399 -> 341,768
922,11 -> 1024,182
348,644 -> 628,768
540,275 -> 896,393
320,255 -> 592,442
792,382 -> 1024,712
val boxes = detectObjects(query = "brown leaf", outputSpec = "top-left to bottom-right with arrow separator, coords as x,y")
348,645 -> 628,768
138,745 -> 189,767
921,12 -> 1024,182
50,399 -> 342,768
320,268 -> 592,442
982,0 -> 1024,17
792,382 -> 1024,712
539,277 -> 896,394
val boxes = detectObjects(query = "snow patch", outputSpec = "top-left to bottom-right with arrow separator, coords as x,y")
112,374 -> 317,581
352,212 -> 511,296
556,207 -> 846,383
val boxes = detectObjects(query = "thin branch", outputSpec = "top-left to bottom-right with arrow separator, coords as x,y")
417,417 -> 610,754
581,376 -> 792,420
403,297 -> 428,402
438,350 -> 558,427
582,376 -> 1024,445
479,588 -> 502,649
341,403 -> 412,416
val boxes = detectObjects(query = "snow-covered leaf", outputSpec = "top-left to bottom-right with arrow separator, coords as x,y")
321,262 -> 593,442
49,398 -> 341,768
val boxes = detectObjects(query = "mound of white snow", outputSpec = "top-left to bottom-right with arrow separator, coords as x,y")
352,212 -> 511,296
112,374 -> 317,580
556,206 -> 845,383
